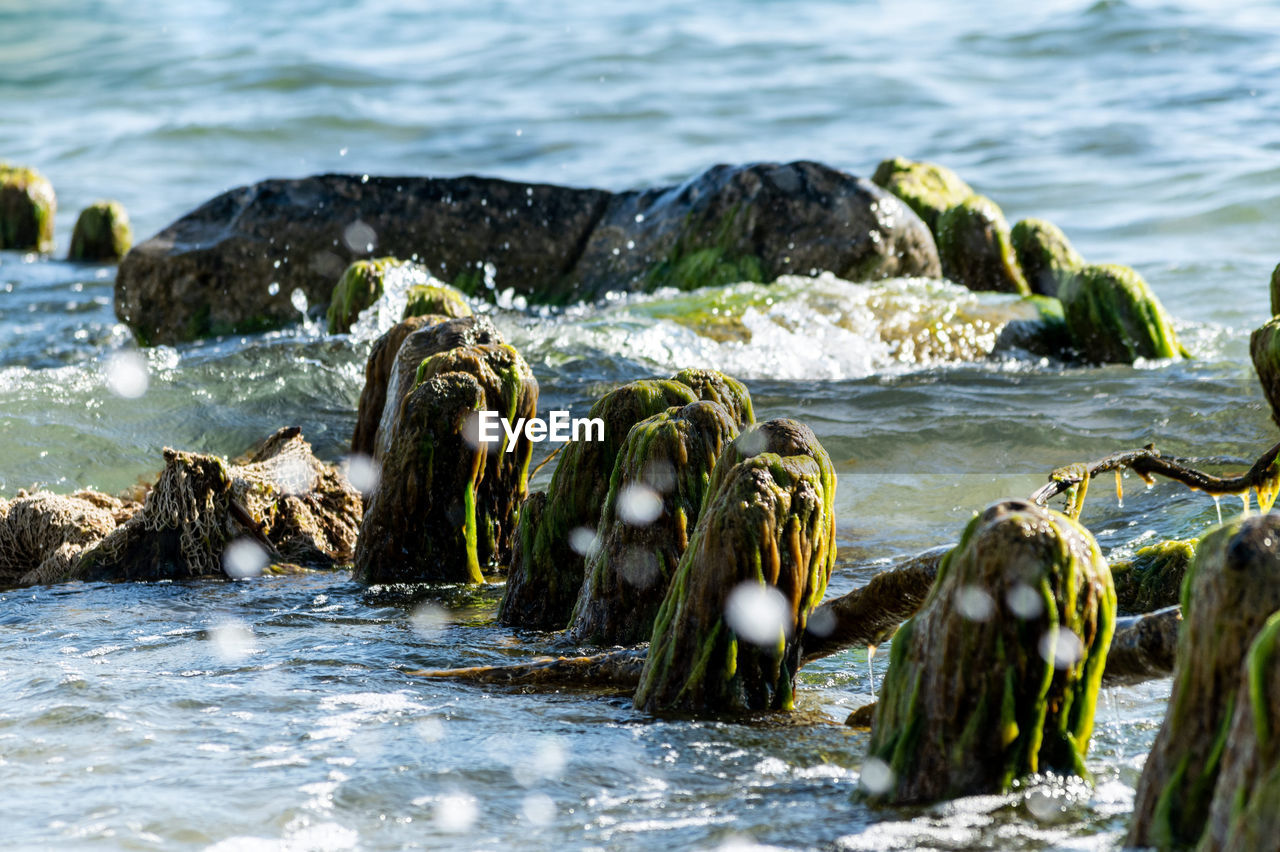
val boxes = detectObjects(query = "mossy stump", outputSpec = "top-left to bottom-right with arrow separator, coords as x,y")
327,257 -> 422,334
1112,538 -> 1197,614
866,500 -> 1115,805
499,379 -> 699,629
413,342 -> 539,567
668,367 -> 755,429
0,164 -> 56,253
1010,218 -> 1084,299
68,200 -> 132,262
403,283 -> 471,321
935,195 -> 1029,295
871,157 -> 974,233
352,373 -> 489,585
1060,263 -> 1184,363
1200,611 -> 1280,852
351,314 -> 444,458
1129,514 -> 1280,850
1250,316 -> 1280,427
567,400 -> 740,646
633,419 -> 837,715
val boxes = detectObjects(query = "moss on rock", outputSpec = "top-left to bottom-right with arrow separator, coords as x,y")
871,157 -> 974,233
935,195 -> 1029,295
866,500 -> 1115,805
351,314 -> 445,458
1250,316 -> 1280,428
0,163 -> 56,253
326,257 -> 417,334
1010,218 -> 1084,299
1112,538 -> 1197,614
1059,263 -> 1184,363
1129,514 -> 1280,850
567,400 -> 740,646
403,283 -> 472,321
669,367 -> 755,429
68,200 -> 132,262
633,419 -> 837,715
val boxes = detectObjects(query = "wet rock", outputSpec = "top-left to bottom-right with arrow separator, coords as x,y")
866,500 -> 1115,805
1271,262 -> 1280,317
1250,316 -> 1280,427
871,157 -> 973,233
0,491 -> 120,587
633,419 -> 837,715
0,164 -> 56,253
567,400 -> 740,646
1010,218 -> 1084,299
668,367 -> 754,429
499,379 -> 699,629
403,283 -> 471,321
115,162 -> 940,345
351,314 -> 443,458
1060,263 -> 1184,363
1200,611 -> 1280,852
1112,538 -> 1196,614
327,257 -> 410,334
352,372 -> 489,585
70,427 -> 360,583
936,195 -> 1029,295
68,200 -> 132,262
1128,515 -> 1280,849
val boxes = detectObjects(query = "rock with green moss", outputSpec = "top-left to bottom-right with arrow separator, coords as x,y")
1251,317 -> 1280,427
1112,538 -> 1197,614
1010,218 -> 1084,299
1200,611 -> 1280,852
866,500 -> 1115,805
1059,263 -> 1184,363
935,195 -> 1029,295
327,257 -> 414,334
68,200 -> 132,262
567,400 -> 741,646
412,342 -> 539,567
403,283 -> 471,321
668,368 -> 754,429
871,157 -> 974,233
499,379 -> 699,629
352,372 -> 489,585
351,314 -> 445,457
1129,514 -> 1280,850
0,164 -> 56,253
633,419 -> 837,715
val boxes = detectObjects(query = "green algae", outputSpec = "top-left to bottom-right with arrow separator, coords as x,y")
871,157 -> 974,232
645,206 -> 765,293
1010,218 -> 1084,299
1059,263 -> 1185,363
326,257 -> 416,334
0,163 -> 56,253
403,283 -> 471,321
1112,538 -> 1197,614
1250,316 -> 1280,427
68,200 -> 132,262
935,195 -> 1030,295
669,367 -> 755,428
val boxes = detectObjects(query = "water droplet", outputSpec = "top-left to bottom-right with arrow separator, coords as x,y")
434,793 -> 477,833
268,281 -> 280,296
291,288 -> 309,314
342,454 -> 380,494
410,603 -> 450,639
1006,583 -> 1044,619
806,605 -> 835,637
859,757 -> 894,795
617,483 -> 662,526
522,793 -> 554,826
342,220 -> 376,253
104,351 -> 149,399
223,538 -> 268,579
210,620 -> 254,662
724,582 -> 791,645
1025,787 -> 1063,821
338,147 -> 348,156
1213,494 -> 1223,524
1039,626 -> 1084,670
956,585 -> 995,621
568,526 -> 600,557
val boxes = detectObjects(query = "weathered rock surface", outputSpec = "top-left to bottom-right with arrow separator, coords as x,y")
351,314 -> 442,458
936,195 -> 1029,295
1011,218 -> 1084,299
115,161 -> 940,345
0,491 -> 122,587
1060,263 -> 1184,364
867,500 -> 1115,804
69,200 -> 132,262
871,157 -> 973,232
1129,514 -> 1280,850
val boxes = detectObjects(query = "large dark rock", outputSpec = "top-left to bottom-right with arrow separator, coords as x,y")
116,162 -> 940,345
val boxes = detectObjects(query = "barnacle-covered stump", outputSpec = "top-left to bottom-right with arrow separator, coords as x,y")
353,372 -> 489,584
1200,611 -> 1280,852
412,342 -> 538,566
499,378 -> 698,629
0,491 -> 124,587
871,157 -> 973,233
567,400 -> 740,646
866,500 -> 1115,805
1129,514 -> 1280,850
935,195 -> 1030,295
1060,263 -> 1184,364
1010,218 -> 1083,299
1112,538 -> 1197,614
68,200 -> 132,262
68,427 -> 360,583
633,419 -> 837,715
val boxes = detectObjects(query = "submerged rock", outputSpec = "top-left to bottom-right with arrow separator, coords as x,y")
866,500 -> 1115,805
1129,514 -> 1280,850
68,200 -> 132,262
1250,316 -> 1280,427
1059,263 -> 1184,363
633,419 -> 837,715
115,161 -> 939,345
1112,538 -> 1196,614
871,157 -> 973,232
1010,218 -> 1084,299
936,195 -> 1029,295
0,491 -> 121,587
0,163 -> 56,253
352,372 -> 489,585
403,283 -> 471,321
567,400 -> 740,646
499,378 -> 699,629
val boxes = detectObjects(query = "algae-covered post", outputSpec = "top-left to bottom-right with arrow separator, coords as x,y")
68,200 -> 132,262
866,500 -> 1115,805
1128,514 -> 1280,850
1059,263 -> 1185,363
935,195 -> 1030,295
633,419 -> 836,716
1010,218 -> 1084,299
0,163 -> 56,253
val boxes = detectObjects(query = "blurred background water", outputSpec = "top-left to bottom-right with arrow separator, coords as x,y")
2,0 -> 1280,848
